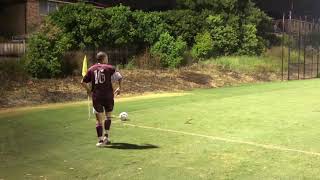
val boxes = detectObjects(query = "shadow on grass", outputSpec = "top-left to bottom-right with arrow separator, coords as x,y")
105,143 -> 159,150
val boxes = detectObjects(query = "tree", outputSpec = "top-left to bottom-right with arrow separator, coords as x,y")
160,10 -> 204,45
133,11 -> 168,46
49,3 -> 104,49
27,22 -> 73,78
102,5 -> 137,47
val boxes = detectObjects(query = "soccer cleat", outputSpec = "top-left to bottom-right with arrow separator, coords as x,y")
104,140 -> 111,145
96,140 -> 106,147
103,137 -> 111,145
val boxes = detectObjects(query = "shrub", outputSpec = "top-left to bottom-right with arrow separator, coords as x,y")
204,56 -> 281,74
26,2 -> 271,77
212,26 -> 239,55
308,32 -> 320,47
49,3 -> 104,49
133,11 -> 168,45
0,58 -> 28,90
176,0 -> 239,13
238,24 -> 264,55
160,10 -> 204,45
205,15 -> 239,55
26,22 -> 73,78
191,31 -> 214,60
151,32 -> 187,68
130,49 -> 161,69
102,5 -> 137,47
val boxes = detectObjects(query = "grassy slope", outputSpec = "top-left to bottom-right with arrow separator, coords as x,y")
1,55 -> 282,109
1,80 -> 320,179
205,56 -> 283,74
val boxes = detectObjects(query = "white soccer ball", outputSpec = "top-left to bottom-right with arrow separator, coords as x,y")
119,112 -> 128,121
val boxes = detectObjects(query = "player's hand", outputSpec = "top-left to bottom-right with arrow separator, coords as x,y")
114,88 -> 121,96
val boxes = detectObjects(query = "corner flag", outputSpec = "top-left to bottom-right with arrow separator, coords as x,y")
82,55 -> 88,77
82,55 -> 91,120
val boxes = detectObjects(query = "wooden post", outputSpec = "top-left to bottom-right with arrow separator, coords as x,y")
282,13 -> 285,81
288,13 -> 292,80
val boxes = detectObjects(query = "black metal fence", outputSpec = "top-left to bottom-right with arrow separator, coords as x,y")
280,16 -> 320,80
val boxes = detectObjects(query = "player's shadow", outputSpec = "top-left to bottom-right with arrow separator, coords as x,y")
106,143 -> 159,150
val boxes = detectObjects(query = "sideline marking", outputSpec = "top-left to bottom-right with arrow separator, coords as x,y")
0,93 -> 188,117
124,123 -> 320,157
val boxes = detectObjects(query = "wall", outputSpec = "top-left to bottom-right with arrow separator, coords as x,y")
26,0 -> 43,33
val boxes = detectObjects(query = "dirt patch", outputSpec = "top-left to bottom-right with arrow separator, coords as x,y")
0,64 -> 281,109
178,71 -> 212,85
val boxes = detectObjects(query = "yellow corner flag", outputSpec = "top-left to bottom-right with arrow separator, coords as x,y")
82,55 -> 91,120
82,55 -> 88,77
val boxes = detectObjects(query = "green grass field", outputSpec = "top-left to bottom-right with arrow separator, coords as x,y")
2,80 -> 320,180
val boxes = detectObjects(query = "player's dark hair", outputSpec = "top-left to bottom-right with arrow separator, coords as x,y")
96,52 -> 108,63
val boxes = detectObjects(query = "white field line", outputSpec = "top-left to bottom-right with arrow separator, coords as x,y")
124,123 -> 320,157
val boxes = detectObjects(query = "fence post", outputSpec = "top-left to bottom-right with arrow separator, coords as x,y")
311,19 -> 316,78
23,40 -> 26,55
288,16 -> 291,80
303,36 -> 306,79
298,17 -> 301,79
317,47 -> 319,77
312,48 -> 314,78
282,13 -> 285,81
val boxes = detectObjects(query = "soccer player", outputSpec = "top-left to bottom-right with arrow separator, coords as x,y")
81,52 -> 122,147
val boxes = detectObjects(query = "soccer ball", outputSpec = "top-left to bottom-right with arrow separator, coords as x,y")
119,112 -> 128,121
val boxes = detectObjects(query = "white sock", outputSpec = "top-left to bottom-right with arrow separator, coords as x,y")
105,130 -> 110,137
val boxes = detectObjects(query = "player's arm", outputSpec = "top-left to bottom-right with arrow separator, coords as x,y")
112,71 -> 123,96
81,79 -> 91,96
81,70 -> 92,96
116,76 -> 122,95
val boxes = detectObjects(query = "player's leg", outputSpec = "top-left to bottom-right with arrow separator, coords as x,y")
95,111 -> 105,146
103,99 -> 114,144
104,111 -> 112,141
93,99 -> 105,147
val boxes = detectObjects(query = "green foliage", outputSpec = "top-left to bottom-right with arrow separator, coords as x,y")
205,56 -> 281,73
0,58 -> 27,91
26,22 -> 73,78
26,1 -> 270,75
205,14 -> 224,27
151,32 -> 187,68
308,32 -> 320,47
176,0 -> 238,13
50,4 -> 137,48
205,15 -> 239,55
124,60 -> 136,70
49,3 -> 104,49
133,11 -> 168,45
191,32 -> 214,60
213,26 -> 239,55
160,10 -> 204,45
177,0 -> 269,54
240,1 -> 273,47
238,24 -> 263,55
102,5 -> 137,47
282,34 -> 295,47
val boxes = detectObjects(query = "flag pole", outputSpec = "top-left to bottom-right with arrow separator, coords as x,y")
87,96 -> 91,120
82,55 -> 91,120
